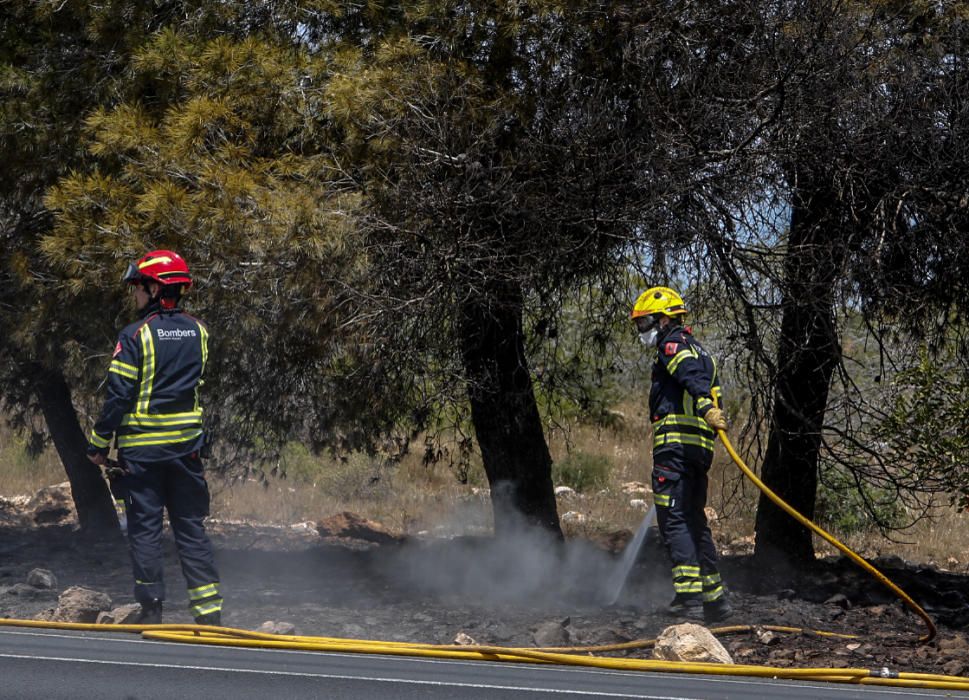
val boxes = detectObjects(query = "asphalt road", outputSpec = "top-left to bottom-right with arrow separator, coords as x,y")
0,627 -> 966,700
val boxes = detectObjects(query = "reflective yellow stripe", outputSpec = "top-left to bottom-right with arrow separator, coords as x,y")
190,600 -> 223,616
136,325 -> 155,414
117,428 -> 203,448
702,573 -> 722,586
654,494 -> 671,506
653,415 -> 710,431
672,565 -> 700,577
653,432 -> 715,451
89,430 -> 110,448
673,580 -> 704,593
683,389 -> 695,416
711,357 -> 721,408
188,583 -> 219,600
109,366 -> 139,381
109,360 -> 139,380
196,322 -> 208,411
666,348 -> 697,374
702,586 -> 724,602
121,411 -> 203,428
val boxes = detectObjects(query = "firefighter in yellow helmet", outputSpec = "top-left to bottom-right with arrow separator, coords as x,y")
631,286 -> 732,623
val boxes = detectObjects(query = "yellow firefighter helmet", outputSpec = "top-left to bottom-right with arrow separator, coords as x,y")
631,286 -> 688,319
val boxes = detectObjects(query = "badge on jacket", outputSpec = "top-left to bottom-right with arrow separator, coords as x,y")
112,342 -> 122,358
664,342 -> 678,356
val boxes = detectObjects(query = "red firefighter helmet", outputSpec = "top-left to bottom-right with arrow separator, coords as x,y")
123,250 -> 192,288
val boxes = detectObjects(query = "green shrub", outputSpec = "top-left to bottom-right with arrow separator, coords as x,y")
552,451 -> 613,493
815,473 -> 906,536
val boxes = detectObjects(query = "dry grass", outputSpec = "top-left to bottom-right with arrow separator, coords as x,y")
0,426 -> 64,495
1,412 -> 966,570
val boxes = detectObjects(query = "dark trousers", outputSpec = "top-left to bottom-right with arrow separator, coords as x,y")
652,454 -> 724,602
120,454 -> 221,615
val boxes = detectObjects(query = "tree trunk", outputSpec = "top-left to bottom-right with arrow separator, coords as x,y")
459,286 -> 562,539
34,366 -> 119,537
753,183 -> 842,568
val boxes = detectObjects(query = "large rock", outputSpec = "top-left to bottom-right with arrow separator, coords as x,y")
97,603 -> 143,625
52,586 -> 112,623
316,512 -> 402,546
533,618 -> 572,647
26,483 -> 75,525
257,620 -> 297,635
1,583 -> 54,600
26,568 -> 57,590
652,623 -> 733,664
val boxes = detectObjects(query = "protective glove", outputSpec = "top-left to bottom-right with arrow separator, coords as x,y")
704,406 -> 728,431
103,458 -> 129,480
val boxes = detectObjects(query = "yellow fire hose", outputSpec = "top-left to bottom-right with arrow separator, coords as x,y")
717,428 -> 938,643
0,430 -> 964,691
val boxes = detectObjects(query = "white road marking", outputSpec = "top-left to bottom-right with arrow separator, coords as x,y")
0,629 -> 951,698
0,651 -> 696,699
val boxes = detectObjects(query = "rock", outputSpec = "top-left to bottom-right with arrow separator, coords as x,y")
109,604 -> 144,624
96,611 -> 115,624
453,631 -> 476,645
824,593 -> 851,609
938,634 -> 969,653
943,660 -> 967,677
768,647 -> 796,662
3,583 -> 55,600
652,623 -> 733,664
629,499 -> 649,511
316,512 -> 402,546
620,482 -> 651,497
776,589 -> 796,600
26,483 -> 75,525
26,568 -> 57,590
52,586 -> 112,623
554,486 -> 577,498
703,506 -> 718,523
533,619 -> 571,647
257,621 -> 297,635
754,627 -> 779,646
560,511 -> 586,525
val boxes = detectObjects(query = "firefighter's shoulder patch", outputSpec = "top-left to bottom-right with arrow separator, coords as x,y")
663,342 -> 678,356
112,342 -> 122,358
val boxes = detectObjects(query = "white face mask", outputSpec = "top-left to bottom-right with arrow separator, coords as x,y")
640,328 -> 659,347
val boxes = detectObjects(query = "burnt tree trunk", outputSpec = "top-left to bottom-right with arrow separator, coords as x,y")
459,286 -> 562,539
754,182 -> 843,568
34,365 -> 119,536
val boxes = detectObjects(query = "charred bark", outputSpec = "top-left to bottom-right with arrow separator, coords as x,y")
34,365 -> 119,537
459,285 -> 562,539
754,183 -> 842,568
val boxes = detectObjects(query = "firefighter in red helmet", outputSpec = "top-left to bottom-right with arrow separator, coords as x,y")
87,250 -> 222,625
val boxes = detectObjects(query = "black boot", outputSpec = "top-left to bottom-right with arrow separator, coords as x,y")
194,611 -> 221,626
704,597 -> 733,624
136,599 -> 163,625
667,595 -> 704,620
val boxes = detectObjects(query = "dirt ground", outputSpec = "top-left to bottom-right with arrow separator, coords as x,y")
1,496 -> 968,679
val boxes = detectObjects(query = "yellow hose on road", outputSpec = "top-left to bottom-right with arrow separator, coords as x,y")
0,427 -> 957,690
1,617 -> 967,692
716,429 -> 938,643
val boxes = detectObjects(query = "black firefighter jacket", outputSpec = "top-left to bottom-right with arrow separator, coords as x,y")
88,304 -> 208,462
649,324 -> 722,466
